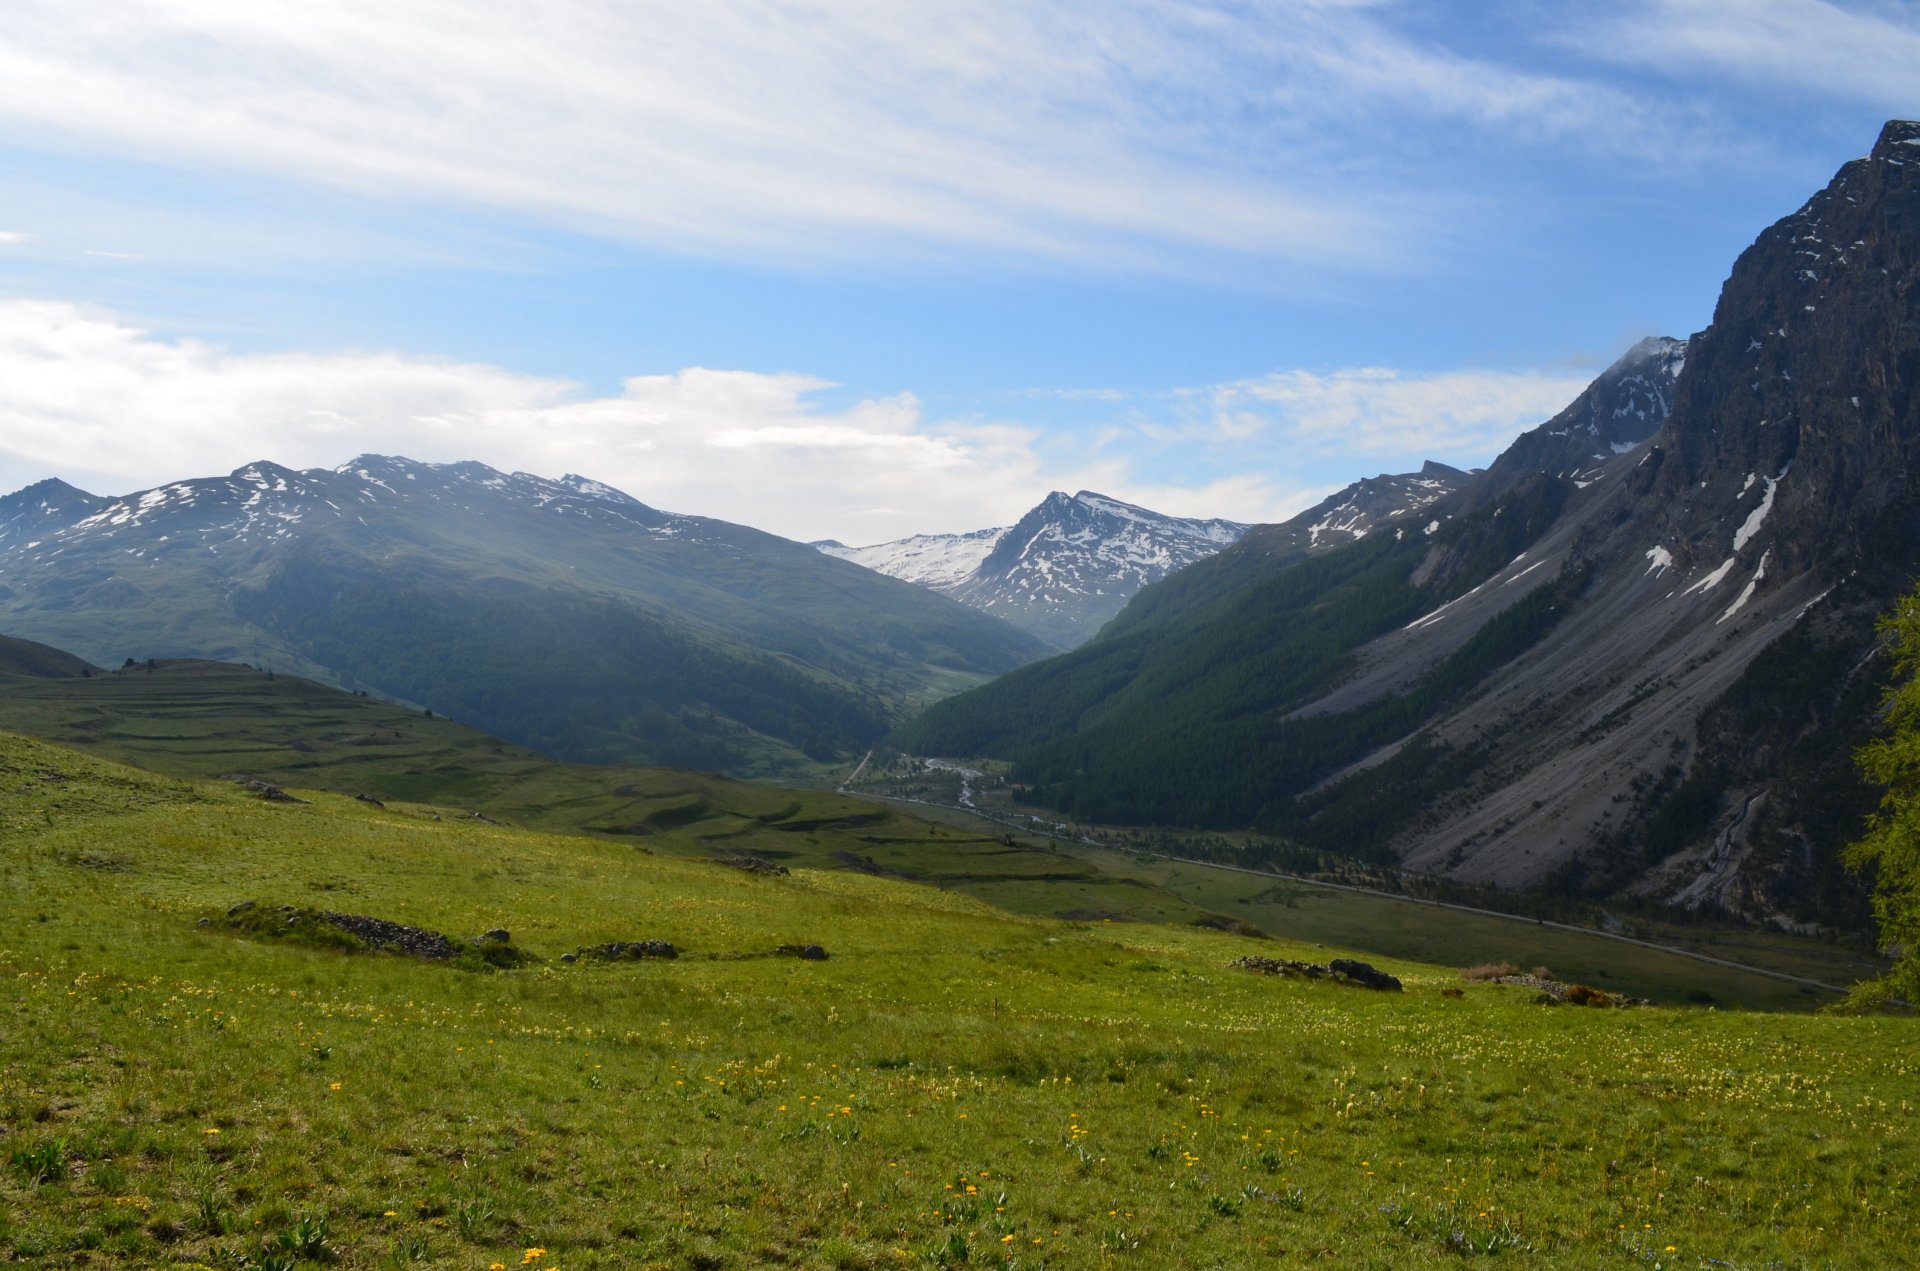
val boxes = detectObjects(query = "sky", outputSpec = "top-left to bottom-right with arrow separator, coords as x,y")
0,1 -> 1915,544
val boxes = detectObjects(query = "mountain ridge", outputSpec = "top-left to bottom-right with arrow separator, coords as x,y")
819,470 -> 1477,649
0,452 -> 1051,773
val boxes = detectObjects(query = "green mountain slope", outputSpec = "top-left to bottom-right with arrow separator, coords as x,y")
0,456 -> 1049,773
0,631 -> 97,678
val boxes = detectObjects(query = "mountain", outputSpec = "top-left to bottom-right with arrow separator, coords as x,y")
1231,460 -> 1473,559
0,455 -> 1051,773
815,525 -> 1005,590
1463,335 -> 1688,506
895,120 -> 1920,929
818,492 -> 1250,647
825,475 -> 1475,650
0,477 -> 109,551
947,492 -> 1250,647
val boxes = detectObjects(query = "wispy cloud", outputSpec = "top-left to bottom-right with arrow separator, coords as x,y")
0,299 -> 1592,541
0,3 -> 1744,274
1572,1 -> 1920,112
1200,365 -> 1599,462
0,231 -> 28,245
1053,364 -> 1601,472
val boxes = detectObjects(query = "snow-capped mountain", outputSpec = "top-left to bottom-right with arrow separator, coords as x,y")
818,493 -> 1251,648
814,526 -> 1005,590
0,454 -> 1049,772
821,470 -> 1482,648
953,492 -> 1250,647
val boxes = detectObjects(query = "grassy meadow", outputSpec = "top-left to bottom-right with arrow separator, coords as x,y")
0,659 -> 1877,1011
3,730 -> 1918,1269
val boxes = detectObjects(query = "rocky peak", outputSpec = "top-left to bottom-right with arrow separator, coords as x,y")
1463,335 -> 1688,512
1870,118 -> 1920,161
1639,118 -> 1920,585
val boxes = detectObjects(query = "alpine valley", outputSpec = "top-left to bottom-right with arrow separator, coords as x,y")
817,472 -> 1472,649
895,120 -> 1920,932
4,123 -> 1919,942
10,6 -> 1920,1262
0,456 -> 1051,773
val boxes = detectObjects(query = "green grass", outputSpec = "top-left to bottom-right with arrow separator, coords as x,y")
0,659 -> 1889,1011
3,730 -> 1918,1268
0,661 -> 1229,927
1072,845 -> 1877,1012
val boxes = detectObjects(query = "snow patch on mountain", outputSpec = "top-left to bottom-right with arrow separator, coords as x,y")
814,491 -> 1253,647
815,526 -> 1004,590
1732,469 -> 1785,553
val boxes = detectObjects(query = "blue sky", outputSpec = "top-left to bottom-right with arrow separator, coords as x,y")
0,0 -> 1915,542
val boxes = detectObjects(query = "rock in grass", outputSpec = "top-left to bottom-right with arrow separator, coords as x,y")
1231,955 -> 1403,991
1230,956 -> 1324,979
774,943 -> 829,960
210,902 -> 532,968
574,939 -> 678,961
1329,959 -> 1403,992
218,774 -> 305,803
715,855 -> 790,877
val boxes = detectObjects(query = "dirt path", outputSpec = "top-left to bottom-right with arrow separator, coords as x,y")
837,749 -> 874,793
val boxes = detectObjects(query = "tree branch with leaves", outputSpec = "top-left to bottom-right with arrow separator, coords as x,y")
1846,591 -> 1920,1008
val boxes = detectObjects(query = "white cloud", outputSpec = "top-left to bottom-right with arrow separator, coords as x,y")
1200,365 -> 1598,464
0,2 -> 1731,273
0,231 -> 28,245
1575,1 -> 1920,111
0,299 -> 1311,539
0,300 -> 1599,542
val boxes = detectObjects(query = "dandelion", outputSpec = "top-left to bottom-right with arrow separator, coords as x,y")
202,1127 -> 220,1136
329,1081 -> 342,1091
